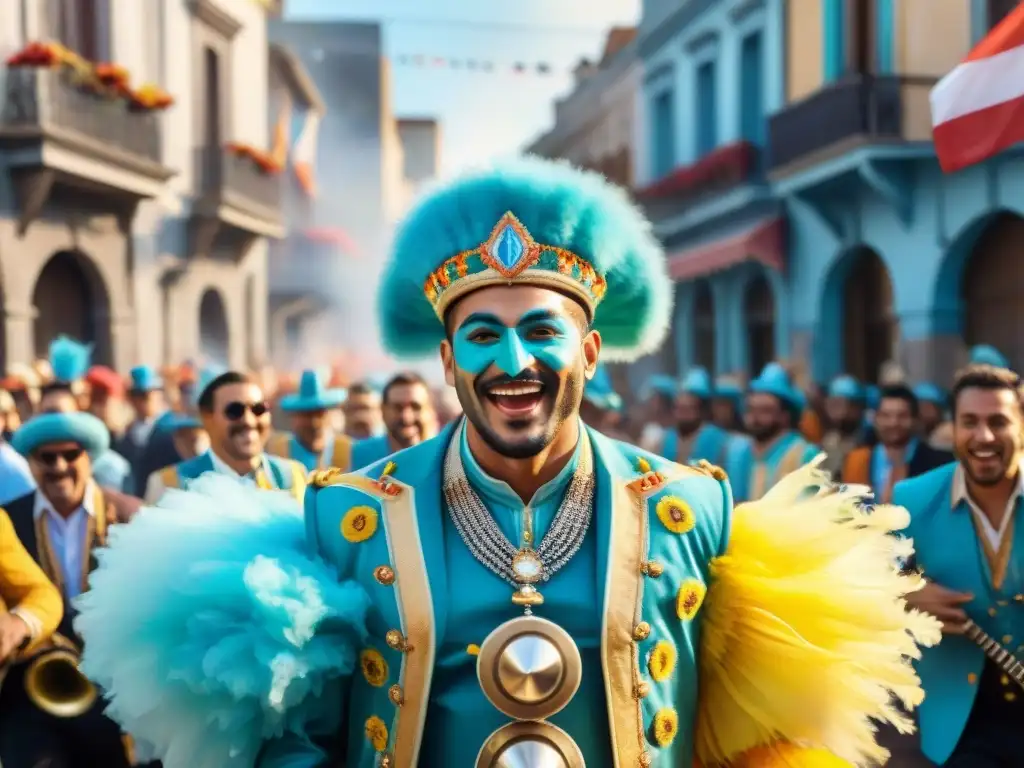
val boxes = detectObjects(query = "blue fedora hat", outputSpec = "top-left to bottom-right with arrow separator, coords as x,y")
969,344 -> 1010,369
827,374 -> 865,403
12,412 -> 110,458
679,367 -> 713,400
279,369 -> 346,412
129,365 -> 163,393
749,362 -> 806,413
640,374 -> 679,401
913,382 -> 947,406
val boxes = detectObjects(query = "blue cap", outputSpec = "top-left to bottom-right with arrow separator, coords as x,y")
749,362 -> 806,412
913,382 -> 947,406
970,344 -> 1010,369
279,369 -> 346,412
713,376 -> 744,401
49,335 -> 92,383
12,412 -> 110,457
129,365 -> 163,393
160,412 -> 202,432
193,366 -> 228,405
679,367 -> 713,400
827,375 -> 865,402
641,374 -> 678,400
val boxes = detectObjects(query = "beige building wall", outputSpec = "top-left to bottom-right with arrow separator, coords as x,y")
785,0 -> 823,103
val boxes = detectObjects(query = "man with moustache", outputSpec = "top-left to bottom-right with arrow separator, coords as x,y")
76,159 -> 937,768
2,411 -> 135,767
343,382 -> 383,440
662,367 -> 732,465
350,372 -> 436,468
819,374 -> 870,478
893,365 -> 1024,767
725,362 -> 819,503
144,371 -> 306,503
267,369 -> 352,472
710,375 -> 744,433
842,385 -> 952,500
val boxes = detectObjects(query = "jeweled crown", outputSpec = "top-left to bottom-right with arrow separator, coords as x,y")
423,211 -> 607,319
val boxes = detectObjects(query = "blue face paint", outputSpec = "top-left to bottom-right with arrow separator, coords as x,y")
453,309 -> 581,378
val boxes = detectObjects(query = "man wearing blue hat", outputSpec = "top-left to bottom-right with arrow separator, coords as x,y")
663,367 -> 732,465
579,363 -> 631,441
267,369 -> 352,473
913,382 -> 952,450
819,374 -> 870,477
350,372 -> 436,468
725,362 -> 820,502
710,375 -> 744,433
145,370 -> 306,503
3,411 -> 134,766
47,335 -> 93,409
114,366 -> 166,486
75,158 -> 938,768
637,374 -> 678,452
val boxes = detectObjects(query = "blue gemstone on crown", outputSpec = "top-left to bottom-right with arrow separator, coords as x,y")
492,223 -> 525,270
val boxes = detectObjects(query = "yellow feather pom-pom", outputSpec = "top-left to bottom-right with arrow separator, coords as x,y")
729,743 -> 854,767
694,455 -> 942,768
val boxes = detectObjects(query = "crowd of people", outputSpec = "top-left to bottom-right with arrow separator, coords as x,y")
0,156 -> 1016,767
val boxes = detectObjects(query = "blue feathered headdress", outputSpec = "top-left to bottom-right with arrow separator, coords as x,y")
379,156 -> 671,362
49,335 -> 92,383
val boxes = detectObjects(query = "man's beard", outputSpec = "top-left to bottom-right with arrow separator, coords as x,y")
749,423 -> 783,443
837,417 -> 862,436
677,419 -> 702,437
455,364 -> 580,459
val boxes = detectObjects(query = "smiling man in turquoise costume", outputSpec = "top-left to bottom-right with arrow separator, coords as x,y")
662,367 -> 732,465
75,159 -> 939,768
725,362 -> 820,503
267,369 -> 352,473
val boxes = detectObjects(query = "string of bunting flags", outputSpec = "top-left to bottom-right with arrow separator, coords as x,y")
392,54 -> 561,76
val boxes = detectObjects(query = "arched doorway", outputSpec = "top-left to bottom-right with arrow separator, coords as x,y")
198,289 -> 229,364
32,250 -> 112,363
962,212 -> 1024,368
692,280 -> 715,372
744,273 -> 775,373
841,247 -> 894,382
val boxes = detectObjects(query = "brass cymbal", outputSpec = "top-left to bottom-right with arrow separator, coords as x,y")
476,720 -> 584,768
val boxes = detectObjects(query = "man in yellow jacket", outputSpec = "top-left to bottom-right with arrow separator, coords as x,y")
0,506 -> 63,661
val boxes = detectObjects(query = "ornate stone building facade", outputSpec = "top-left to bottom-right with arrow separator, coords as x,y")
0,0 -> 285,372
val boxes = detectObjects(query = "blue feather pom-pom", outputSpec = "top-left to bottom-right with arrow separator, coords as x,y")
74,475 -> 371,768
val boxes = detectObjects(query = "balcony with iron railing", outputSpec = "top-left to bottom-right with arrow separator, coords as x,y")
767,75 -> 936,173
0,67 -> 174,203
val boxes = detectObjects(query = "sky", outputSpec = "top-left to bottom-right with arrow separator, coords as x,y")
285,0 -> 641,176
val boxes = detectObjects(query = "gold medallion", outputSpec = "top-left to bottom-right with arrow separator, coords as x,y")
476,720 -> 584,768
476,615 -> 582,722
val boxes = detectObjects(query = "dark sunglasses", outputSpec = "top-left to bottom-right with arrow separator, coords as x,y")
34,448 -> 84,466
223,401 -> 270,421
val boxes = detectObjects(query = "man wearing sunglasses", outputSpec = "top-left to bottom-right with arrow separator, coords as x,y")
2,410 -> 135,767
145,371 -> 306,503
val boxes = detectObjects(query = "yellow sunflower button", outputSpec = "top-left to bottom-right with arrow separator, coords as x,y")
364,715 -> 389,751
652,707 -> 679,747
342,505 -> 378,543
647,640 -> 677,682
360,648 -> 389,687
676,579 -> 707,621
655,496 -> 695,534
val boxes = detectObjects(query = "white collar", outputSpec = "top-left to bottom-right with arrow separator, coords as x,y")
33,480 -> 97,520
950,461 -> 1024,509
207,448 -> 265,479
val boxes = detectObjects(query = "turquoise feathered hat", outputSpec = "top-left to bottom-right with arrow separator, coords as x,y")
913,382 -> 947,406
970,344 -> 1010,369
749,362 -> 806,413
129,365 -> 163,393
641,374 -> 679,401
12,412 -> 110,457
680,367 -> 713,400
378,157 -> 670,362
49,335 -> 92,383
280,369 -> 346,412
827,374 -> 865,402
583,364 -> 623,412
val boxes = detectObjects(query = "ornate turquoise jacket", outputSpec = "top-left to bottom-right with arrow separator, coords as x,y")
258,421 -> 731,768
894,464 -> 1024,765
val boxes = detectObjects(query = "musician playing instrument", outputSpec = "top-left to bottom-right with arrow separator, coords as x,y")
75,159 -> 938,768
1,411 -> 134,767
895,364 -> 1024,767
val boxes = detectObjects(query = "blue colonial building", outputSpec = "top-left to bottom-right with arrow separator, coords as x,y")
637,0 -> 1024,386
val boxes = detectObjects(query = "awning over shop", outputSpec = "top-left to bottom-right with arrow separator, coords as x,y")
667,217 -> 785,281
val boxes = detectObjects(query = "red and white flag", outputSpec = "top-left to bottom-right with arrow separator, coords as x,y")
930,2 -> 1024,173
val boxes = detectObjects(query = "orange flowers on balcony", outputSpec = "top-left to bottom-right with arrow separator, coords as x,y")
226,142 -> 284,175
5,41 -> 174,113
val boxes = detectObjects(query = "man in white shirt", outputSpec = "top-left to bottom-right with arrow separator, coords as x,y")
2,410 -> 133,766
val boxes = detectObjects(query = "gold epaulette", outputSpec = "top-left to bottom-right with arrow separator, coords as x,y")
310,467 -> 347,488
693,459 -> 728,481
